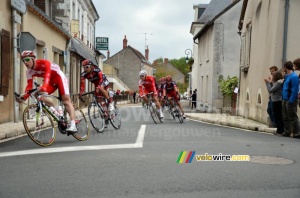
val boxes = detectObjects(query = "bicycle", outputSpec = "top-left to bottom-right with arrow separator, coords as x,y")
81,91 -> 121,133
146,92 -> 163,124
163,98 -> 176,120
166,97 -> 184,124
15,83 -> 89,147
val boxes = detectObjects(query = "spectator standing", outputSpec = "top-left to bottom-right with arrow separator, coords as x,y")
133,91 -> 137,103
281,61 -> 299,137
266,66 -> 278,127
264,71 -> 284,135
292,58 -> 300,138
191,90 -> 197,110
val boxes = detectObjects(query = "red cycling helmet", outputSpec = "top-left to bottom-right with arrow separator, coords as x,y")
165,75 -> 172,82
21,50 -> 36,58
82,59 -> 93,66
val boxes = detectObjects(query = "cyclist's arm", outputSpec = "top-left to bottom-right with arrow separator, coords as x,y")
40,60 -> 51,92
96,71 -> 103,90
79,76 -> 85,95
150,77 -> 157,93
22,79 -> 33,100
138,80 -> 145,97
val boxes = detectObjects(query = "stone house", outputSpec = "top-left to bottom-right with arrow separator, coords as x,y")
192,0 -> 242,112
105,35 -> 154,91
0,0 -> 14,123
237,0 -> 300,123
0,0 -> 102,123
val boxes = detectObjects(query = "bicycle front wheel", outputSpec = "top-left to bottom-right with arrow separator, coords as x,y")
149,103 -> 160,124
174,105 -> 184,124
88,102 -> 105,133
109,105 -> 121,129
23,104 -> 56,147
72,106 -> 90,141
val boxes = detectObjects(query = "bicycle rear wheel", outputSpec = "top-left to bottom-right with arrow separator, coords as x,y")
23,104 -> 56,147
72,106 -> 90,140
88,102 -> 105,133
109,105 -> 121,129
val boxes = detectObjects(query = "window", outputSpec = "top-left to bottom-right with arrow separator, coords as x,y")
0,29 -> 11,95
245,25 -> 252,67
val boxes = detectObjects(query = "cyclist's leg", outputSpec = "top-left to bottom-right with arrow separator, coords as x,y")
176,99 -> 186,119
54,73 -> 77,132
140,89 -> 149,104
153,94 -> 163,118
97,85 -> 110,100
39,84 -> 56,107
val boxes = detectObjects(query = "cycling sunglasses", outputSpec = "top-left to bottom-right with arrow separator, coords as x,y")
140,75 -> 145,78
84,65 -> 90,69
22,58 -> 31,63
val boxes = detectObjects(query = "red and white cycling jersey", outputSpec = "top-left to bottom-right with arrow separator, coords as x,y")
139,75 -> 157,97
23,60 -> 69,99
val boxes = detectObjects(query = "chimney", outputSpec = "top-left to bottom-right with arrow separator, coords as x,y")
107,50 -> 110,59
123,35 -> 128,49
153,60 -> 158,66
164,58 -> 168,65
145,45 -> 149,60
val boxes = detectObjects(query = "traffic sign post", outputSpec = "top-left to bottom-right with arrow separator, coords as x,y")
11,0 -> 27,14
96,37 -> 109,50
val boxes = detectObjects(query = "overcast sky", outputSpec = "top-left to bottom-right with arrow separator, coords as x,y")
93,0 -> 211,63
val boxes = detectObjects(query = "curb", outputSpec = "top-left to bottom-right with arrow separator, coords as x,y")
185,114 -> 276,134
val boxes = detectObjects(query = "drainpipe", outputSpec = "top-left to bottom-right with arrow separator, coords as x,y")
236,31 -> 242,116
65,39 -> 71,92
282,0 -> 290,66
13,10 -> 19,122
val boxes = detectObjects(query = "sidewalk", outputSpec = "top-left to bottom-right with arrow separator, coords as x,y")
0,101 -> 276,141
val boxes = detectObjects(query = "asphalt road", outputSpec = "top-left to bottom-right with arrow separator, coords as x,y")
0,105 -> 300,198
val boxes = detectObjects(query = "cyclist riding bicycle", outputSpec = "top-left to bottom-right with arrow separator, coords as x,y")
79,59 -> 114,112
163,75 -> 186,119
158,77 -> 166,108
16,50 -> 78,132
138,70 -> 164,118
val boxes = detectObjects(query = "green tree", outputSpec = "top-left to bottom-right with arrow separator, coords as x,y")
218,75 -> 238,96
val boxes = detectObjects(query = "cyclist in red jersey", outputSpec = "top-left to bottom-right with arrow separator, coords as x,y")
163,75 -> 186,119
16,50 -> 77,132
79,59 -> 114,112
138,70 -> 164,118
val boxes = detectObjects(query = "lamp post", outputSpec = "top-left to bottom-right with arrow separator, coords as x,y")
185,49 -> 193,63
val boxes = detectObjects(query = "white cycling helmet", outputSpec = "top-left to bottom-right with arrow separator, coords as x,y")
139,70 -> 147,76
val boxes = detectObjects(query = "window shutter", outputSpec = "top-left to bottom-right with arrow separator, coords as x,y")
0,29 -> 11,95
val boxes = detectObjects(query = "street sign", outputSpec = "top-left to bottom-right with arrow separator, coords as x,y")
96,37 -> 108,43
17,32 -> 36,53
11,0 -> 27,14
96,43 -> 109,50
96,37 -> 109,50
13,13 -> 21,24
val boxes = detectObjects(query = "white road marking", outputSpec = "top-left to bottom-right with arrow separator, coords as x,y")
0,125 -> 147,158
135,124 -> 146,147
